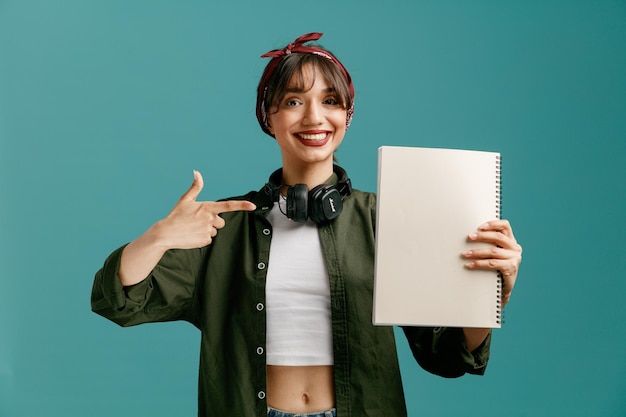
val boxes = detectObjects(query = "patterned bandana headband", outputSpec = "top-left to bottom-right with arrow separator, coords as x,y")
256,32 -> 355,137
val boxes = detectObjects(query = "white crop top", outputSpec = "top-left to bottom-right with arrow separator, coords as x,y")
265,198 -> 334,366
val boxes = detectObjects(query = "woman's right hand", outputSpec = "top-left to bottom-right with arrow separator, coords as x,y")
151,170 -> 256,250
118,170 -> 256,286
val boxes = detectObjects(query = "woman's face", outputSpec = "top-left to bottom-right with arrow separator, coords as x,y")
267,64 -> 347,171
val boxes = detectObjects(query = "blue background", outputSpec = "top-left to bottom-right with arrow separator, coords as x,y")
1,1 -> 625,416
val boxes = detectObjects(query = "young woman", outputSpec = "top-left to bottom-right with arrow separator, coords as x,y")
91,32 -> 523,417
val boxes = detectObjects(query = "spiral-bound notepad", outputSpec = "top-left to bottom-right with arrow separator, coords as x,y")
373,146 -> 502,328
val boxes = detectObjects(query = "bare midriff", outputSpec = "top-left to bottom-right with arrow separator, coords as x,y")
266,365 -> 335,413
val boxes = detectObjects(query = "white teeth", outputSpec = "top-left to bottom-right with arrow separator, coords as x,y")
298,133 -> 327,140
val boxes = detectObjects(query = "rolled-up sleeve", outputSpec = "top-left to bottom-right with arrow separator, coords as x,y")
402,326 -> 491,378
91,244 -> 202,327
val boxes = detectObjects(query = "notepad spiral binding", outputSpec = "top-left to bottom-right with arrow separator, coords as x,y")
495,155 -> 501,219
496,154 -> 503,325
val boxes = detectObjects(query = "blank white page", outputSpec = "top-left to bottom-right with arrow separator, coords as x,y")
373,146 -> 502,328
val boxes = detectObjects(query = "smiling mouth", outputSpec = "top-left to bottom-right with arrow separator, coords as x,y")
297,132 -> 328,141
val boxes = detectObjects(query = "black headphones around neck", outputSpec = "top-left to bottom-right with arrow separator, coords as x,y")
263,165 -> 353,224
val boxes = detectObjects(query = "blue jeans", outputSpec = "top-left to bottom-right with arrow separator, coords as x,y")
267,407 -> 337,417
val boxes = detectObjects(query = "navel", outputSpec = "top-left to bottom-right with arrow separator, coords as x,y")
301,392 -> 311,404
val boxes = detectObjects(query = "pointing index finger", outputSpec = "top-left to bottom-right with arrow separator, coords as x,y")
214,200 -> 257,214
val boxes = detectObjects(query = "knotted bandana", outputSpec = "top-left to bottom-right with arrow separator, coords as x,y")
256,32 -> 355,137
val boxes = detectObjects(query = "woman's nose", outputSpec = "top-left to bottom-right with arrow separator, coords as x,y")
302,103 -> 323,125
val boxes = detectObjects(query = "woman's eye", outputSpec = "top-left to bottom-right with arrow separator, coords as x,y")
324,97 -> 338,105
284,99 -> 300,107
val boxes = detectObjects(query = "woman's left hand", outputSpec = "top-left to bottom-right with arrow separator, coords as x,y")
463,219 -> 522,307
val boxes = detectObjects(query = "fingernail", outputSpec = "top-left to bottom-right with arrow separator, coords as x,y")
469,233 -> 478,240
462,250 -> 473,257
465,262 -> 475,268
480,223 -> 490,230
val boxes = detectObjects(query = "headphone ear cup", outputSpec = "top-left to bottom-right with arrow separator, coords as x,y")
286,184 -> 309,223
308,185 -> 343,224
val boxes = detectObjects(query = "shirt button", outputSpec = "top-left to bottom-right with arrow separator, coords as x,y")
257,262 -> 266,270
262,228 -> 271,236
256,303 -> 264,311
257,390 -> 266,400
256,346 -> 264,355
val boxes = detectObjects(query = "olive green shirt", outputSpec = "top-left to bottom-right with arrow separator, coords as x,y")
91,180 -> 490,417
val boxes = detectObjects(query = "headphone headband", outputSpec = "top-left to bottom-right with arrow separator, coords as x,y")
264,165 -> 352,202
